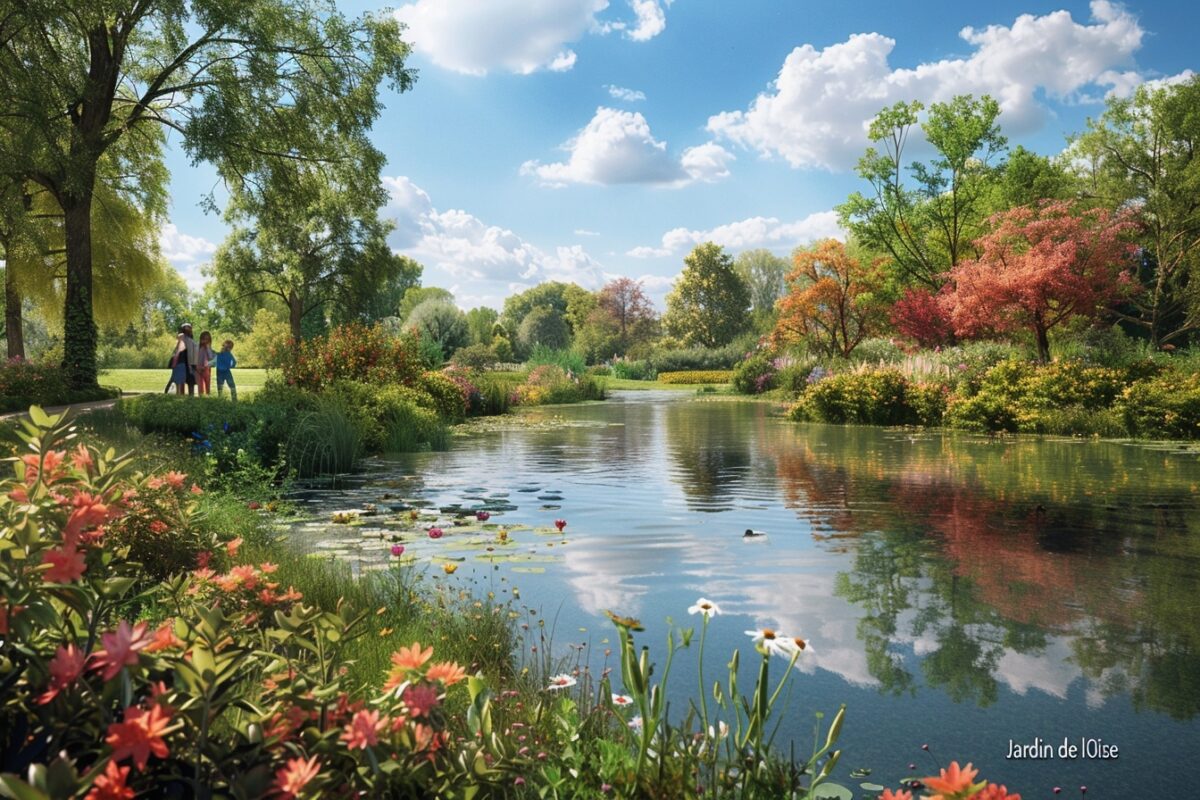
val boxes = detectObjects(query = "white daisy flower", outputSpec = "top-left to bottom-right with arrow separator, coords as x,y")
611,694 -> 635,707
688,598 -> 722,619
547,674 -> 577,691
745,627 -> 795,659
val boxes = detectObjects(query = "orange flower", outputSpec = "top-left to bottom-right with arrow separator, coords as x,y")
391,642 -> 434,671
922,762 -> 983,799
93,621 -> 151,681
223,536 -> 243,556
880,790 -> 913,800
105,704 -> 172,770
144,622 -> 184,653
164,471 -> 187,490
64,492 -> 111,544
71,444 -> 94,474
85,760 -> 134,800
37,644 -> 87,705
340,709 -> 384,750
425,660 -> 467,686
971,785 -> 1021,800
274,755 -> 320,798
43,544 -> 87,583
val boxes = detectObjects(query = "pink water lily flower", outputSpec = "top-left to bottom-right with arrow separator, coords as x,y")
476,511 -> 490,521
428,527 -> 444,540
391,544 -> 405,557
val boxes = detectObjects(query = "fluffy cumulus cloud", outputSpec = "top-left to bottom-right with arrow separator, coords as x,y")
522,107 -> 733,187
708,1 -> 1147,170
627,210 -> 842,258
159,223 -> 217,288
381,176 -> 606,306
605,84 -> 647,102
394,0 -> 670,76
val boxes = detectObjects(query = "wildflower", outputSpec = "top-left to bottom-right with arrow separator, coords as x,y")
547,674 -> 577,691
106,703 -> 172,770
879,790 -> 913,800
604,610 -> 645,631
554,519 -> 567,531
225,537 -> 243,556
611,694 -> 634,707
340,709 -> 384,750
921,762 -> 984,799
688,598 -> 722,619
497,529 -> 508,543
403,683 -> 441,717
37,644 -> 87,705
391,544 -> 405,557
442,563 -> 458,574
43,544 -> 87,583
391,642 -> 434,671
274,755 -> 320,799
149,520 -> 168,534
64,493 -> 111,544
71,444 -> 94,474
428,527 -> 444,539
425,660 -> 467,686
85,760 -> 134,800
629,715 -> 643,730
190,484 -> 203,495
745,627 -> 795,659
248,501 -> 262,510
164,471 -> 187,489
93,621 -> 152,681
145,622 -> 184,653
476,510 -> 490,521
971,785 -> 1022,800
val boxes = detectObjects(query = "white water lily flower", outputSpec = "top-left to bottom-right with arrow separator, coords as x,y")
745,627 -> 795,659
688,598 -> 722,618
546,674 -> 577,691
612,694 -> 635,707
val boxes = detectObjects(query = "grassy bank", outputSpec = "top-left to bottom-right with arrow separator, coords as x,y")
101,367 -> 270,395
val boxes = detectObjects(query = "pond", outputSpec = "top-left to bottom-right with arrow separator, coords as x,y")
283,390 -> 1200,797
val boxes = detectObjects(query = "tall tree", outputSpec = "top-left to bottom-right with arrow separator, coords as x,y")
398,286 -> 455,322
733,249 -> 789,323
0,2 -> 413,388
942,202 -> 1137,362
213,150 -> 404,343
336,255 -> 422,326
663,243 -> 750,348
839,95 -> 1007,289
770,239 -> 887,358
465,306 -> 499,346
500,282 -> 577,335
1075,76 -> 1200,347
404,299 -> 469,359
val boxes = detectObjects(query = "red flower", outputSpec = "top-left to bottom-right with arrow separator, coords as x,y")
340,709 -> 384,750
402,683 -> 441,717
971,785 -> 1021,800
923,762 -> 983,799
93,621 -> 151,681
274,755 -> 320,798
85,760 -> 134,800
43,544 -> 87,583
37,644 -> 87,704
554,519 -> 567,532
428,527 -> 444,539
149,520 -> 169,534
105,704 -> 172,770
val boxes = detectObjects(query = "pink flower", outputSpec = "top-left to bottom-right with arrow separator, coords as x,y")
71,445 -> 94,474
274,755 -> 320,798
164,471 -> 187,490
37,644 -> 87,704
43,544 -> 87,583
391,544 -> 405,556
402,683 -> 441,717
105,704 -> 172,770
93,621 -> 151,681
225,536 -> 243,557
476,511 -> 490,521
554,519 -> 567,532
340,709 -> 384,750
428,527 -> 444,540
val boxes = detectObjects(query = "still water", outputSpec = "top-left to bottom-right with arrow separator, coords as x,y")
289,391 -> 1200,797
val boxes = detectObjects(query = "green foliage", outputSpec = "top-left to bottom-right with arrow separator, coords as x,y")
398,286 -> 455,322
277,323 -> 423,391
611,360 -> 657,380
449,342 -> 499,369
734,248 -> 790,321
517,305 -> 571,356
732,354 -> 778,394
659,370 -> 734,385
1118,370 -> 1200,439
473,373 -> 519,415
0,359 -> 69,411
526,344 -> 586,376
464,306 -> 499,345
417,370 -> 469,422
649,338 -> 753,372
794,369 -> 913,425
286,394 -> 363,477
490,334 -> 514,363
515,365 -> 606,405
404,299 -> 469,359
906,382 -> 949,427
500,281 -> 576,335
237,307 -> 290,368
663,242 -> 751,348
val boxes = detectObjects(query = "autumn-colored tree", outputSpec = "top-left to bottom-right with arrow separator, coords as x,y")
770,239 -> 887,358
941,201 -> 1137,362
597,277 -> 658,354
890,287 -> 955,347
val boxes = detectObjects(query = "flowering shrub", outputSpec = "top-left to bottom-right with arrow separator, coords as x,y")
0,358 -> 69,408
658,370 -> 735,385
514,365 -> 606,405
733,354 -> 777,394
793,369 -> 913,425
276,324 -> 423,391
420,369 -> 470,420
1118,368 -> 1200,439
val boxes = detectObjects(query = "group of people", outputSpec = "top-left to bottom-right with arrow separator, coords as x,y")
166,322 -> 237,399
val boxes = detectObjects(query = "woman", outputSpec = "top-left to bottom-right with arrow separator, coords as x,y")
169,326 -> 190,395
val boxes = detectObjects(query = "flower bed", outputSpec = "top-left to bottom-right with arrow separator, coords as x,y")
657,370 -> 734,384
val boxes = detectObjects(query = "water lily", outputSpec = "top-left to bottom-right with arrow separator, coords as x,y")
688,598 -> 721,619
546,674 -> 577,691
498,529 -> 509,543
476,510 -> 490,521
554,518 -> 567,532
428,527 -> 444,539
391,545 -> 405,557
442,563 -> 458,574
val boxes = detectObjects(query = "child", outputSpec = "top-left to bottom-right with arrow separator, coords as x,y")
195,331 -> 214,395
215,339 -> 237,401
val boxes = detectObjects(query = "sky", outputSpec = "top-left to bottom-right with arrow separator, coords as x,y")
157,0 -> 1199,312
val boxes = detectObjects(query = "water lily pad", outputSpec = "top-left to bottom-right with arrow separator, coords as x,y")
859,783 -> 885,792
537,494 -> 563,501
811,784 -> 852,800
476,553 -> 563,564
849,769 -> 872,779
516,487 -> 540,493
430,555 -> 466,563
540,504 -> 561,511
510,566 -> 546,574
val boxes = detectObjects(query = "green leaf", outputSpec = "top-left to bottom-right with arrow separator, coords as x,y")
810,783 -> 852,800
0,775 -> 51,800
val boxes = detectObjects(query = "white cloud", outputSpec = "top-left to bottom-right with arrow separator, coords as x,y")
159,223 -> 216,289
574,228 -> 601,236
628,210 -> 842,258
393,0 -> 605,76
394,0 -> 671,76
606,84 -> 647,102
522,107 -> 733,187
382,176 -> 606,307
708,1 -> 1146,170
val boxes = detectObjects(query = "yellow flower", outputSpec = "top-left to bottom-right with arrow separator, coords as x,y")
442,563 -> 458,574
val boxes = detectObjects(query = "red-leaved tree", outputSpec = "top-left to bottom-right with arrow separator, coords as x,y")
890,287 -> 956,347
941,201 -> 1138,362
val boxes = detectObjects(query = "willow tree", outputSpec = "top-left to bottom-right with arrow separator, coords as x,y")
0,2 -> 413,388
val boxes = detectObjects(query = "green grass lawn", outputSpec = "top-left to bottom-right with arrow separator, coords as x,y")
605,377 -> 727,391
100,368 -> 269,396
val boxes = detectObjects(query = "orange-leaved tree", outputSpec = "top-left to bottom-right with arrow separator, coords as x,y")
770,239 -> 887,358
941,201 -> 1138,362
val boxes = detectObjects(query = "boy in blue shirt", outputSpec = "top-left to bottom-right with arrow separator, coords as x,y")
215,339 -> 238,400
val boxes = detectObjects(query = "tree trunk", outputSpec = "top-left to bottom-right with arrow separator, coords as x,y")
1034,324 -> 1051,363
5,265 -> 24,361
289,289 -> 303,342
61,191 -> 98,390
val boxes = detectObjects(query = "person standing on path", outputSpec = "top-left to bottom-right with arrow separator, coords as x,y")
169,327 -> 189,395
195,331 -> 214,395
181,323 -> 199,396
215,339 -> 238,401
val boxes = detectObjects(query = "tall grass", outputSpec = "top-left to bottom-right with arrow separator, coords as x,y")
526,344 -> 586,376
287,396 -> 362,478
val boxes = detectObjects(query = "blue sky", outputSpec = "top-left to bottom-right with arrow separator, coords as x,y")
158,0 -> 1199,311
